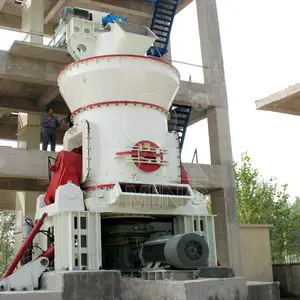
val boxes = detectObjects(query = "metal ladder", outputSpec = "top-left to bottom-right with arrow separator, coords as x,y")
168,104 -> 192,151
146,0 -> 191,150
147,0 -> 179,57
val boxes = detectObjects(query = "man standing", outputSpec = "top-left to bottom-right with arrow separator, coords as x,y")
41,107 -> 60,151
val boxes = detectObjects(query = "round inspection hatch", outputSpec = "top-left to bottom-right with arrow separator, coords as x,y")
132,140 -> 163,173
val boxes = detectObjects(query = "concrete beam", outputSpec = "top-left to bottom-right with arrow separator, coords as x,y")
0,42 -> 72,87
44,0 -> 66,24
189,108 -> 206,125
0,191 -> 15,210
38,87 -> 60,107
70,0 -> 152,23
177,81 -> 224,109
0,121 -> 65,143
255,82 -> 300,116
0,122 -> 17,140
8,41 -> 73,64
177,0 -> 193,13
176,81 -> 206,105
0,0 -> 6,11
175,81 -> 212,107
0,50 -> 61,86
0,147 -> 225,192
184,163 -> 226,192
0,13 -> 21,31
0,177 -> 48,192
0,147 -> 54,179
0,163 -> 225,209
0,108 -> 11,119
0,44 -> 215,110
0,95 -> 69,115
0,0 -> 192,36
0,51 -> 212,111
0,13 -> 54,35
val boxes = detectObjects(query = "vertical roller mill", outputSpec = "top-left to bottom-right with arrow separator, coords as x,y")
0,7 -> 217,291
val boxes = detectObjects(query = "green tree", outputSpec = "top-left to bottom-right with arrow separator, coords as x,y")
0,211 -> 15,276
291,197 -> 300,255
292,197 -> 300,214
234,153 -> 300,263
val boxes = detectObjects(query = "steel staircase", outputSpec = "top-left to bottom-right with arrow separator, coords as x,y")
168,105 -> 192,152
147,0 -> 179,57
146,0 -> 191,152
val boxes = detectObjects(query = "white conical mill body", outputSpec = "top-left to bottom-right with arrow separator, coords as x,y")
58,55 -> 181,192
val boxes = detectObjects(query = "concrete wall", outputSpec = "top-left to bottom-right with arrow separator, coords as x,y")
273,263 -> 300,297
239,225 -> 273,282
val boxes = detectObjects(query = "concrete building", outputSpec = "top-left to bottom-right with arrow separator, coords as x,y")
0,0 -> 241,275
256,82 -> 300,116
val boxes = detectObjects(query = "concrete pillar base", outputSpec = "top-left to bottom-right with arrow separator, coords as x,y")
41,270 -> 122,300
247,281 -> 280,300
0,291 -> 61,300
122,277 -> 248,300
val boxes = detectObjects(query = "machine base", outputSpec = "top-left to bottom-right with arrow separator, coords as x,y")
138,266 -> 235,281
42,270 -> 247,300
122,277 -> 248,300
41,270 -> 121,299
1,270 -> 280,300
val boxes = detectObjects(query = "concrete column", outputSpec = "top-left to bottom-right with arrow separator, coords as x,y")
15,191 -> 39,251
17,113 -> 41,149
21,0 -> 44,44
196,0 -> 242,275
15,113 -> 41,252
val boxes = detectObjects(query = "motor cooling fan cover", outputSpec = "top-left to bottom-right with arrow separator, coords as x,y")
164,233 -> 209,269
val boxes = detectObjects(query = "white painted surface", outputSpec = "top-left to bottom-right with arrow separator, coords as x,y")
59,55 -> 182,191
58,56 -> 180,112
0,257 -> 49,291
0,147 -> 224,190
65,17 -> 157,60
35,183 -> 85,219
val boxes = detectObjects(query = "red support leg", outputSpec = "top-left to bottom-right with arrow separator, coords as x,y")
38,245 -> 54,262
1,213 -> 48,279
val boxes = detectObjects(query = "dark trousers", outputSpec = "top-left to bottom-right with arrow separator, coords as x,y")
42,127 -> 57,151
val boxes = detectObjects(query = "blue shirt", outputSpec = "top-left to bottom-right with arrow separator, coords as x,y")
41,114 -> 60,129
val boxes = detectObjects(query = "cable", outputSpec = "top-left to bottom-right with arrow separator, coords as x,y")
32,245 -> 45,253
24,217 -> 54,242
40,230 -> 54,242
25,217 -> 34,227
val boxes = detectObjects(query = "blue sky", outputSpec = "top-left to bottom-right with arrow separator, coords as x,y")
1,0 -> 300,200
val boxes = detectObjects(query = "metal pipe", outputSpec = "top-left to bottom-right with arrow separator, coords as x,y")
162,58 -> 207,69
1,213 -> 48,279
38,245 -> 54,261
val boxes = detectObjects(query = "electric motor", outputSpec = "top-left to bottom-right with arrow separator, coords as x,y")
61,7 -> 91,23
140,233 -> 209,269
101,219 -> 173,270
